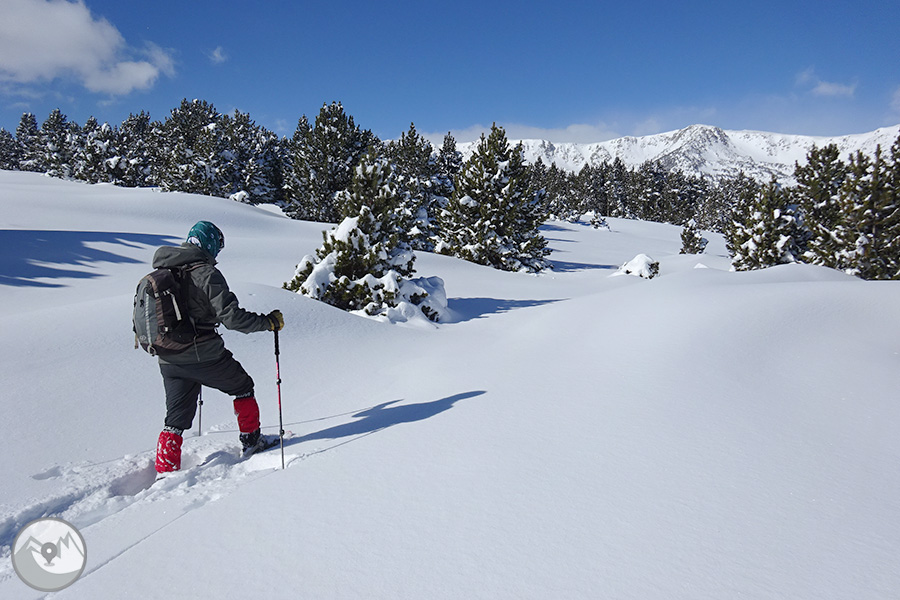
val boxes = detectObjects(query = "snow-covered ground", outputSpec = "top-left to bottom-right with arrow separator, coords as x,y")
1,171 -> 898,599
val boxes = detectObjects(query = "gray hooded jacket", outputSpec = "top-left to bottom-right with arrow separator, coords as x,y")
151,243 -> 270,364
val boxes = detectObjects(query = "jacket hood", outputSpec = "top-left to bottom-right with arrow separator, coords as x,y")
152,243 -> 216,269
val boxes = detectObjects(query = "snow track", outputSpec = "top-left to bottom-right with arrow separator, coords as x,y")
0,430 -> 308,588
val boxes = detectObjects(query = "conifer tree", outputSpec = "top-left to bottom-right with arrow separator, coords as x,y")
544,162 -> 580,222
435,132 -> 462,200
284,150 -> 443,321
40,109 -> 72,178
244,127 -> 285,204
680,219 -> 708,254
437,124 -> 549,272
604,158 -> 630,218
284,102 -> 377,222
117,112 -> 155,187
722,172 -> 761,255
634,161 -> 670,222
386,123 -> 442,250
73,117 -> 120,184
794,144 -> 848,269
216,110 -> 282,203
578,163 -> 611,221
0,128 -> 20,170
72,116 -> 99,183
694,176 -> 735,233
156,99 -> 223,195
836,148 -> 900,279
728,177 -> 804,271
15,113 -> 43,173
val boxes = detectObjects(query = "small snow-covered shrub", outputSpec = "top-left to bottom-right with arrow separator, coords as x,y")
616,254 -> 659,279
680,219 -> 708,254
284,152 -> 448,324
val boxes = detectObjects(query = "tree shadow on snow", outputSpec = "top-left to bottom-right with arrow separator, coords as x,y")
547,259 -> 618,273
0,230 -> 178,287
447,297 -> 562,322
284,391 -> 485,452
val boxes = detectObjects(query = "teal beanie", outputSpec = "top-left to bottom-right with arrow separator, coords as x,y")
186,221 -> 225,258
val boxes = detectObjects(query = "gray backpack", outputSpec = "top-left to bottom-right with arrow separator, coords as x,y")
133,265 -> 207,356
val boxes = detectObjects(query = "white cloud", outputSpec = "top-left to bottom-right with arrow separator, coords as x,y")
0,0 -> 175,95
207,46 -> 228,65
796,67 -> 856,98
811,80 -> 856,98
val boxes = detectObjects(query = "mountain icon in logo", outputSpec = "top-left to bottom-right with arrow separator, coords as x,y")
12,518 -> 87,592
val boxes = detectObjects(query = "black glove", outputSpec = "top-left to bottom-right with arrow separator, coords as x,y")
267,310 -> 284,331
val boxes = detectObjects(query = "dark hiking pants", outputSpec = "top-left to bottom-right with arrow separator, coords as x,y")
159,350 -> 255,432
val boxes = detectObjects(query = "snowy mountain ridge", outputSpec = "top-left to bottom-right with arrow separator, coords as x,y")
458,124 -> 900,183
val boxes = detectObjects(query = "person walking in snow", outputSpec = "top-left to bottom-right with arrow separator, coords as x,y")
152,220 -> 284,474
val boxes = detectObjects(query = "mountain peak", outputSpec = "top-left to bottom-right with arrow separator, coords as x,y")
458,124 -> 900,183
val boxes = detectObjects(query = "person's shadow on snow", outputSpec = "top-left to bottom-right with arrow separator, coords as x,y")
286,391 -> 485,450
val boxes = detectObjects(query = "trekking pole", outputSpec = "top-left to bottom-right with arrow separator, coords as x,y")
197,388 -> 203,436
274,328 -> 285,469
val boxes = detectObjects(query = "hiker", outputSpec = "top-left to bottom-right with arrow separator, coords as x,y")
151,220 -> 284,474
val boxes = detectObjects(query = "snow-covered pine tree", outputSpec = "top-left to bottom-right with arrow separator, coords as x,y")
40,109 -> 72,179
244,126 -> 284,205
117,112 -> 155,188
723,172 -> 761,256
633,160 -> 670,222
217,110 -> 255,199
604,157 -> 630,219
16,113 -> 43,173
155,99 -> 223,195
73,117 -> 121,184
284,102 -> 377,222
435,132 -> 462,200
680,219 -> 708,254
437,124 -> 550,272
668,169 -> 706,226
728,177 -> 804,271
794,143 -> 848,269
0,128 -> 20,170
216,110 -> 282,204
836,147 -> 900,279
694,174 -> 738,233
386,123 -> 442,251
577,163 -> 612,223
72,116 -> 98,183
544,162 -> 580,222
284,150 -> 445,322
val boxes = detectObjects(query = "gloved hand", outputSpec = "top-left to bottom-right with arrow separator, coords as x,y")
267,310 -> 284,331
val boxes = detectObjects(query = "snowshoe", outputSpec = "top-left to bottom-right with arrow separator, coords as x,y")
240,429 -> 281,458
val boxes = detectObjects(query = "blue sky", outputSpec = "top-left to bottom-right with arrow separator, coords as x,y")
1,0 -> 898,144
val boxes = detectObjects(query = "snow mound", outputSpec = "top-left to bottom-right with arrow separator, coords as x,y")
613,253 -> 660,279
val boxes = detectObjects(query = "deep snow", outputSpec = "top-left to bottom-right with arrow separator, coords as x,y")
1,171 -> 898,599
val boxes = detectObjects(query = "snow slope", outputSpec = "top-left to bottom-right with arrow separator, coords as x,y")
1,171 -> 899,599
459,124 -> 900,183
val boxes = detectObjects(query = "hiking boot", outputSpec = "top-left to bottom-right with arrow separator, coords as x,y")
239,429 -> 279,457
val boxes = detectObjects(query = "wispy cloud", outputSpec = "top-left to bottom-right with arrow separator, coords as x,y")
207,46 -> 228,65
891,85 -> 900,114
796,67 -> 856,98
0,0 -> 175,96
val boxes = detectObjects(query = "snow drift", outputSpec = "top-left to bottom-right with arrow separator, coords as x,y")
0,171 -> 898,599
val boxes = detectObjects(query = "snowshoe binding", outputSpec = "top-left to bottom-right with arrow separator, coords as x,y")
240,429 -> 280,458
